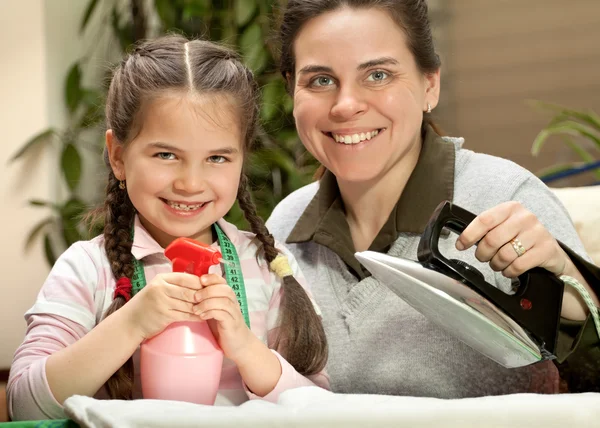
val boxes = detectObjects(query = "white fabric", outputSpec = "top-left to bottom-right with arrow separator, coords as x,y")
64,386 -> 600,428
551,185 -> 600,265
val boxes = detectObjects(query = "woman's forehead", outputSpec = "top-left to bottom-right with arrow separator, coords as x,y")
293,7 -> 410,70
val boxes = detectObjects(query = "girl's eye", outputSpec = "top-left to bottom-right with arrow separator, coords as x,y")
156,152 -> 176,160
208,155 -> 227,164
310,76 -> 335,88
367,70 -> 389,82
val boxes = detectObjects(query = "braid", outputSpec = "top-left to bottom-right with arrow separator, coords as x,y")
101,170 -> 137,399
236,173 -> 328,375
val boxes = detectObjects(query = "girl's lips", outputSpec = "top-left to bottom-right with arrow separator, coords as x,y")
160,198 -> 208,218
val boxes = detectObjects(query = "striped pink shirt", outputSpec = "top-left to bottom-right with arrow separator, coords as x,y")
8,217 -> 329,420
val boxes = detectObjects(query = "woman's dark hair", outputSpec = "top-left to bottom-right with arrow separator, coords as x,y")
279,0 -> 443,178
93,35 -> 327,399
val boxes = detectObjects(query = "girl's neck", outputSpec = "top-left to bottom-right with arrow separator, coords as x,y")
138,215 -> 215,248
338,139 -> 422,252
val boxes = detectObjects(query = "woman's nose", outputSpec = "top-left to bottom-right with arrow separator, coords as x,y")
330,85 -> 368,120
173,166 -> 204,193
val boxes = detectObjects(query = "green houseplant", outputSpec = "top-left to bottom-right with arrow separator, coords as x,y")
529,101 -> 600,183
11,0 -> 317,266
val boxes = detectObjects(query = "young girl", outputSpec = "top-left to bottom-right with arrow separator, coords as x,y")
8,35 -> 328,421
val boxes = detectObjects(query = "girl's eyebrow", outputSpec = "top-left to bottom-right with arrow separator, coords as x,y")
148,142 -> 180,151
208,147 -> 239,155
147,143 -> 239,155
298,57 -> 399,75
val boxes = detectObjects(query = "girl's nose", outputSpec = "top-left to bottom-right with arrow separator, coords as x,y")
173,166 -> 204,193
330,84 -> 368,120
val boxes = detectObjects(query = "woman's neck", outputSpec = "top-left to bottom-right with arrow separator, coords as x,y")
338,140 -> 422,252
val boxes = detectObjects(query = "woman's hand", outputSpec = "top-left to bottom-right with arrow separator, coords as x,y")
456,201 -> 598,319
455,201 -> 569,278
123,272 -> 204,341
194,274 -> 253,362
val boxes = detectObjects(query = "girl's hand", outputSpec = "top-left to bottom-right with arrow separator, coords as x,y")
123,272 -> 204,341
455,201 -> 570,278
194,274 -> 253,362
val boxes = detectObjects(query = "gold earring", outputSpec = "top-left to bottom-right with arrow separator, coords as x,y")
426,103 -> 432,114
119,180 -> 126,190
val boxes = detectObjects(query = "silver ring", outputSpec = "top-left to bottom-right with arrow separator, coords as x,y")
510,238 -> 526,257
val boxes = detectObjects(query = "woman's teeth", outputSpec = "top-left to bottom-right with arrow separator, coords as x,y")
332,129 -> 380,144
167,201 -> 205,211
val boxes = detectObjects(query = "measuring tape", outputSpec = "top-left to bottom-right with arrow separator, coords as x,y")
214,223 -> 250,328
130,224 -> 250,328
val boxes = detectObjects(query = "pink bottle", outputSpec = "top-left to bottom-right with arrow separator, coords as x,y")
140,238 -> 224,405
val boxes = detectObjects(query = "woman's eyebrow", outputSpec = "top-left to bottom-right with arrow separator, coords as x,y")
148,142 -> 180,151
298,57 -> 399,75
297,65 -> 333,75
357,57 -> 399,71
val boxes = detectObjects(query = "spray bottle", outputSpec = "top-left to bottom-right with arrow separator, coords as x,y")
140,237 -> 224,404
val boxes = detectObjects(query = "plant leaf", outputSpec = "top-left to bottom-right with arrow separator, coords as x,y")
61,144 -> 82,192
43,234 -> 57,266
261,81 -> 283,121
29,199 -> 61,210
527,100 -> 600,131
80,0 -> 100,33
9,129 -> 56,162
66,63 -> 83,113
239,24 -> 268,73
235,0 -> 256,27
531,121 -> 600,156
25,217 -> 55,251
154,0 -> 177,29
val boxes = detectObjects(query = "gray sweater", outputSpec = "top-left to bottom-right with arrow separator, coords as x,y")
266,137 -> 592,398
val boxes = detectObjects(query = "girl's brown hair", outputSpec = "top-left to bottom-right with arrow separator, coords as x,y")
96,35 -> 327,399
278,0 -> 443,179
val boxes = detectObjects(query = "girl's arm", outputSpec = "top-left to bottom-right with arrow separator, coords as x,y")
44,307 -> 143,405
7,311 -> 142,420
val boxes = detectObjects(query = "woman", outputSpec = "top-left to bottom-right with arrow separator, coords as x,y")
266,0 -> 599,397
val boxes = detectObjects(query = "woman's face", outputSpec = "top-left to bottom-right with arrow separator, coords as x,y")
292,7 -> 440,183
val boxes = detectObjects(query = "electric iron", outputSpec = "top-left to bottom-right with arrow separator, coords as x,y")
355,201 -> 564,368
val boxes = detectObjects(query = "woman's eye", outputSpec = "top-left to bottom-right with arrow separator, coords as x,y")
156,152 -> 176,160
367,70 -> 389,82
208,155 -> 227,164
310,76 -> 335,87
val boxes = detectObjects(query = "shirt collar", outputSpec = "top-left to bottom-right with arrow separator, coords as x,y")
130,216 -> 242,260
286,124 -> 456,278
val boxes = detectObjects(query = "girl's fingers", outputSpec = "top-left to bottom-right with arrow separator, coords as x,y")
194,282 -> 236,303
200,274 -> 227,287
159,272 -> 204,290
197,309 -> 236,323
194,296 -> 240,317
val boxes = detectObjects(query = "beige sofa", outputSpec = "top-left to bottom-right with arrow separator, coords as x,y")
551,185 -> 600,265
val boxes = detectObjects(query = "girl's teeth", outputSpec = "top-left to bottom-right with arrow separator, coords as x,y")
167,201 -> 204,211
333,129 -> 380,144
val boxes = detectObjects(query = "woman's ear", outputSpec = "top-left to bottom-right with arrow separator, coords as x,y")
424,68 -> 441,110
105,129 -> 126,180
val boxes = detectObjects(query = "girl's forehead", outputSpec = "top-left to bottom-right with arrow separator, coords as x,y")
132,93 -> 243,148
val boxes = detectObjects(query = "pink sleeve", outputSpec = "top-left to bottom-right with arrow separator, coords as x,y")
7,314 -> 89,420
245,350 -> 330,402
7,241 -> 101,421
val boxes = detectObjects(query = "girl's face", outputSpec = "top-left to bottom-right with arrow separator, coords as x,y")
107,94 -> 244,248
292,7 -> 440,184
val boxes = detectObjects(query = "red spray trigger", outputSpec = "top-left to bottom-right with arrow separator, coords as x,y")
164,237 -> 222,277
